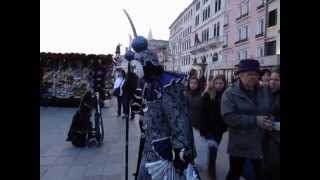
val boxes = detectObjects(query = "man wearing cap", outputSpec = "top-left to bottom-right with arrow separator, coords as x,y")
221,59 -> 274,180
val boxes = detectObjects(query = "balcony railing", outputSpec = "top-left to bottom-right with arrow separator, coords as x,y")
234,38 -> 248,45
257,4 -> 265,10
190,36 -> 224,54
236,13 -> 249,22
255,33 -> 264,38
223,23 -> 229,27
257,54 -> 280,66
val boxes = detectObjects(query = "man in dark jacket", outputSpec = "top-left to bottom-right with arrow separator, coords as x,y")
221,59 -> 273,180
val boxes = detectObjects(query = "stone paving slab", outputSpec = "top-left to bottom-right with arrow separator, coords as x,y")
40,97 -> 232,180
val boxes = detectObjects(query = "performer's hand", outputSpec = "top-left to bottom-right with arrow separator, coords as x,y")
173,156 -> 188,175
173,148 -> 194,175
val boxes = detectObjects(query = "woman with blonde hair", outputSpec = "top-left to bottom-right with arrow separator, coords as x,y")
199,75 -> 228,180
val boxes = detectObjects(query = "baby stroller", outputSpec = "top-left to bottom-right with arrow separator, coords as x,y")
66,90 -> 104,147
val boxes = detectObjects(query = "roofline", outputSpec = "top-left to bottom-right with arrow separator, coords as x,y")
169,0 -> 196,29
148,39 -> 169,43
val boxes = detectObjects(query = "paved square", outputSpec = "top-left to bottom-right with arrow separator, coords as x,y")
40,98 -> 233,180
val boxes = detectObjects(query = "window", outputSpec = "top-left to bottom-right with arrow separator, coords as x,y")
240,25 -> 248,40
204,0 -> 209,4
215,0 -> 218,12
223,55 -> 227,62
256,18 -> 264,35
225,0 -> 229,10
202,28 -> 209,42
236,25 -> 248,43
236,27 -> 241,41
241,1 -> 249,16
195,15 -> 200,26
268,9 -> 277,27
257,0 -> 264,7
236,6 -> 241,19
223,32 -> 228,47
212,53 -> 218,62
203,9 -> 206,21
265,41 -> 276,55
237,51 -> 241,61
215,0 -> 221,13
237,1 -> 249,20
240,49 -> 248,60
244,25 -> 248,39
196,2 -> 200,11
256,46 -> 264,57
240,26 -> 245,40
224,14 -> 229,26
217,22 -> 220,37
213,22 -> 220,37
203,6 -> 211,21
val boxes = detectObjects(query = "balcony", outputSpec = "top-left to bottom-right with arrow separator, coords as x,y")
236,13 -> 249,22
267,26 -> 279,39
256,4 -> 265,10
223,44 -> 228,49
257,54 -> 280,67
190,36 -> 224,54
223,23 -> 229,27
255,33 -> 264,39
234,38 -> 248,45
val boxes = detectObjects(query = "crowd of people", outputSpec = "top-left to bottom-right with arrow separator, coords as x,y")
108,55 -> 280,180
109,58 -> 280,180
57,35 -> 280,180
183,59 -> 280,180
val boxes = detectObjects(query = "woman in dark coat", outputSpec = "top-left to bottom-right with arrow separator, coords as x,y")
185,77 -> 202,163
262,67 -> 280,180
186,77 -> 203,130
199,75 -> 228,180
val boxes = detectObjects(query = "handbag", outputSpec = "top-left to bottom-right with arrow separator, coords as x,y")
113,79 -> 124,96
113,87 -> 121,96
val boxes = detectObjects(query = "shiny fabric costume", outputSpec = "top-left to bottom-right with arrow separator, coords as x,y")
125,37 -> 197,179
137,72 -> 195,180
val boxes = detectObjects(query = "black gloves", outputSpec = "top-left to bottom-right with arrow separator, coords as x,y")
173,148 -> 195,175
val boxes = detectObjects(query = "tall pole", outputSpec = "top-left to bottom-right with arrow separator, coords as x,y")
125,62 -> 130,180
123,9 -> 137,180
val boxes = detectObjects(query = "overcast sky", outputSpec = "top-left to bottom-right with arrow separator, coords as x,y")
40,0 -> 192,55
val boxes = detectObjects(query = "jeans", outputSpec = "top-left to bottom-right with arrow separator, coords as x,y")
207,134 -> 223,179
117,96 -> 123,116
226,156 -> 263,180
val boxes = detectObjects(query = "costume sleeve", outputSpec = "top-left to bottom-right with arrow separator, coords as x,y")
161,82 -> 191,150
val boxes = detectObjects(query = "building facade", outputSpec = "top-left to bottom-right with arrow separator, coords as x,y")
221,0 -> 280,82
168,0 -> 280,82
169,1 -> 195,73
169,0 -> 226,78
263,0 -> 280,66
